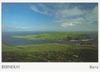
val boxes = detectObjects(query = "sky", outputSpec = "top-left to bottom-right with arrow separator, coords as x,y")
2,3 -> 98,32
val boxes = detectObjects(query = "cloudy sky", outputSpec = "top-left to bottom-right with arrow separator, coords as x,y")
2,3 -> 98,32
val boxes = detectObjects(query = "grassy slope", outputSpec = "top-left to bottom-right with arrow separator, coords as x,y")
2,43 -> 98,62
13,32 -> 89,40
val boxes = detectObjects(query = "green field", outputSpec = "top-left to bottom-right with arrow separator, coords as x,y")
2,43 -> 98,62
13,32 -> 89,40
2,32 -> 98,62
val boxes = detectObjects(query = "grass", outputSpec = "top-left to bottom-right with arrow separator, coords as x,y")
2,43 -> 98,62
2,32 -> 98,62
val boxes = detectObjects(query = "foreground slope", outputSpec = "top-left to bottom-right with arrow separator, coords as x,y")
2,43 -> 98,62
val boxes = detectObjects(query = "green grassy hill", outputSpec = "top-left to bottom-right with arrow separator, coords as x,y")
2,43 -> 98,62
13,32 -> 89,40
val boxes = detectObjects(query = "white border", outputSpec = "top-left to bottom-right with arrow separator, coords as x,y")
0,1 -> 2,71
1,0 -> 99,2
0,0 -> 100,72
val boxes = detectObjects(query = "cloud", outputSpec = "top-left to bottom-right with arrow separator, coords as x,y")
61,23 -> 74,27
60,6 -> 98,28
30,4 -> 51,16
60,17 -> 84,28
30,4 -> 85,25
2,25 -> 33,31
2,25 -> 51,31
2,25 -> 16,30
30,4 -> 98,30
84,6 -> 98,24
55,7 -> 84,19
30,4 -> 84,18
